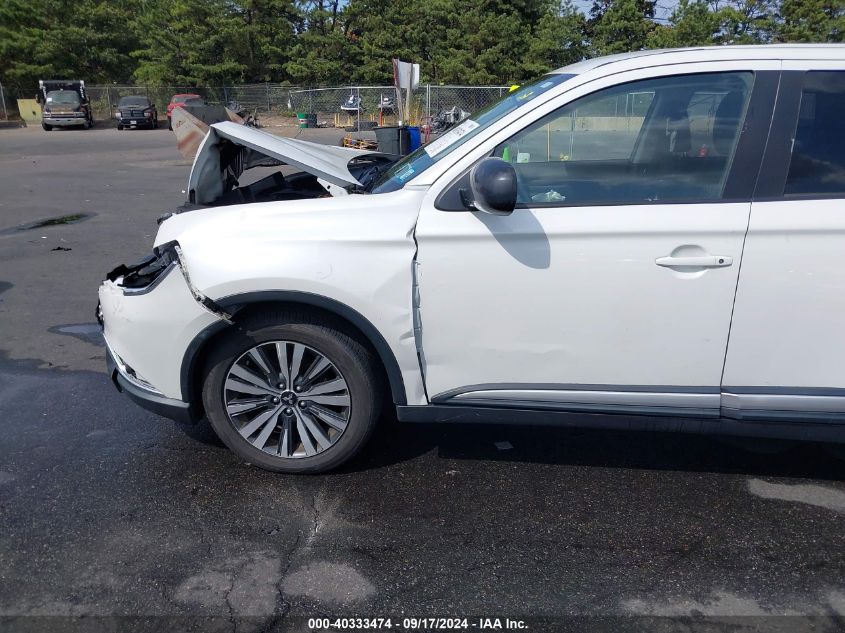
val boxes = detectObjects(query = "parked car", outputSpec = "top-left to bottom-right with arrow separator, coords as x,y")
167,93 -> 202,130
37,79 -> 94,131
115,95 -> 158,130
99,45 -> 845,473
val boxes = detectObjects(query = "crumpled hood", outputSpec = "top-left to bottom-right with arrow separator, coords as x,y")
188,122 -> 385,204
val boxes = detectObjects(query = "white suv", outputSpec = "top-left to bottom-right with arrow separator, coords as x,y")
99,45 -> 845,473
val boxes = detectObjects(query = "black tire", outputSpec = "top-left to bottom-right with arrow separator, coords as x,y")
167,118 -> 172,131
201,310 -> 383,474
117,124 -> 124,131
42,123 -> 52,131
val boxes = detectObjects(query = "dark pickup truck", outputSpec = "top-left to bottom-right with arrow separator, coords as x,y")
37,79 -> 94,130
115,95 -> 159,130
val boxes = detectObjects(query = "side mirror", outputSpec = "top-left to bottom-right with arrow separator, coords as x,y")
463,157 -> 517,216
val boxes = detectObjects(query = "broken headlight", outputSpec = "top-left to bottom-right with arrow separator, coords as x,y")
105,241 -> 179,290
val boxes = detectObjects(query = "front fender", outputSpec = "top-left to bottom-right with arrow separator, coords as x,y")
165,190 -> 428,406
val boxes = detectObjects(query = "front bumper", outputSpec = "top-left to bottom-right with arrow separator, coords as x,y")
118,115 -> 155,127
105,341 -> 197,423
43,116 -> 86,127
98,255 -> 223,408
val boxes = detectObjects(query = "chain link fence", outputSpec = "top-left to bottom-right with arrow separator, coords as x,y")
0,82 -> 10,121
81,84 -> 510,130
287,85 -> 510,130
2,82 -> 512,130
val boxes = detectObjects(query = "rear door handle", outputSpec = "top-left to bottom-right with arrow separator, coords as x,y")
655,255 -> 733,268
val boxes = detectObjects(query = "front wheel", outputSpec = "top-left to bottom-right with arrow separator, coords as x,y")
42,123 -> 52,131
201,312 -> 383,473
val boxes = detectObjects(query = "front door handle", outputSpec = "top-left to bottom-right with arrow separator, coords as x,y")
655,255 -> 733,268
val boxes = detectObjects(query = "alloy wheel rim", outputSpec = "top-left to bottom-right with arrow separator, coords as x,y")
223,340 -> 351,459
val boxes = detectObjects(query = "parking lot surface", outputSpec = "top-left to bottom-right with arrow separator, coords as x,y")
1,126 -> 845,632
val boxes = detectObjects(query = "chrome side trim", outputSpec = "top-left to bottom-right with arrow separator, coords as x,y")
433,383 -> 718,402
432,385 -> 845,422
724,386 -> 845,397
722,391 -> 845,414
450,389 -> 720,409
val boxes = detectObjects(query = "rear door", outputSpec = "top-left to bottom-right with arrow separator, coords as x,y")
723,63 -> 845,420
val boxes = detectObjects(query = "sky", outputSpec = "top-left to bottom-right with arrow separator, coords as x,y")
571,0 -> 679,22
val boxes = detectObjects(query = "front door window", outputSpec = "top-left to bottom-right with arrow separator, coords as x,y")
494,72 -> 753,206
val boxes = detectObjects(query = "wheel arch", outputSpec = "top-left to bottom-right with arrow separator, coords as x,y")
180,291 -> 407,418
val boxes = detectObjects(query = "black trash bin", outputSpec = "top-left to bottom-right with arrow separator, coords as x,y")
374,125 -> 411,156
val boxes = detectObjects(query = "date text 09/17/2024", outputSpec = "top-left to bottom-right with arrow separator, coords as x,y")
307,617 -> 528,630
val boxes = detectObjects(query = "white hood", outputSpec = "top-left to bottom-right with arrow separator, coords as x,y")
188,121 -> 385,204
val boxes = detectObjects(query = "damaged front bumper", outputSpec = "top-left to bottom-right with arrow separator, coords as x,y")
105,339 -> 195,423
98,242 -> 226,421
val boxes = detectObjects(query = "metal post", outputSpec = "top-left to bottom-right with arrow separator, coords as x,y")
426,84 -> 431,128
266,83 -> 271,114
0,82 -> 7,121
106,87 -> 112,119
356,86 -> 360,132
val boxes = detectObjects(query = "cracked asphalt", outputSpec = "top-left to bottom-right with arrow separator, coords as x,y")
2,126 -> 845,633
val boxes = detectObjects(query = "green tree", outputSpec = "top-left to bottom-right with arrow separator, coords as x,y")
523,0 -> 589,75
285,0 -> 361,84
648,0 -> 724,47
229,0 -> 300,82
590,0 -> 657,54
349,0 -> 572,84
776,0 -> 844,42
132,0 -> 244,84
715,0 -> 778,43
132,0 -> 297,85
0,0 -> 137,94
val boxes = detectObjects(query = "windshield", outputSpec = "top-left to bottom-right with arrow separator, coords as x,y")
171,94 -> 200,103
119,96 -> 150,107
46,91 -> 80,106
369,74 -> 575,193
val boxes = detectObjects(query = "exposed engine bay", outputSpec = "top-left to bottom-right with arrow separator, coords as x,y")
164,121 -> 397,222
198,140 -> 396,207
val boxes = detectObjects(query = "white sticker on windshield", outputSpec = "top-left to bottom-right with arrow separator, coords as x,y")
423,119 -> 480,157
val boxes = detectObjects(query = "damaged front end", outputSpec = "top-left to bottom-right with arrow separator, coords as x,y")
104,242 -> 180,291
159,121 -> 397,224
98,242 -> 229,422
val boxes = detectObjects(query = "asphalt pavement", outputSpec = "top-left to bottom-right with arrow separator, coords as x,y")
1,125 -> 845,633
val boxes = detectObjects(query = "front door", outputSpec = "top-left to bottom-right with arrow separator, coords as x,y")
415,69 -> 775,415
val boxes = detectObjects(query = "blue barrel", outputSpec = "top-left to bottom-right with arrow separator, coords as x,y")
408,126 -> 421,151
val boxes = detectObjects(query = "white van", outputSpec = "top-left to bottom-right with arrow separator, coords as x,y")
99,45 -> 845,473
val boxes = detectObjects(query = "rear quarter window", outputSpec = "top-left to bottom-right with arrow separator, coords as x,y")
784,71 -> 845,196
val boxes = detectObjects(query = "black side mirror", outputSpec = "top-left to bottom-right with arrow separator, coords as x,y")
462,157 -> 517,216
